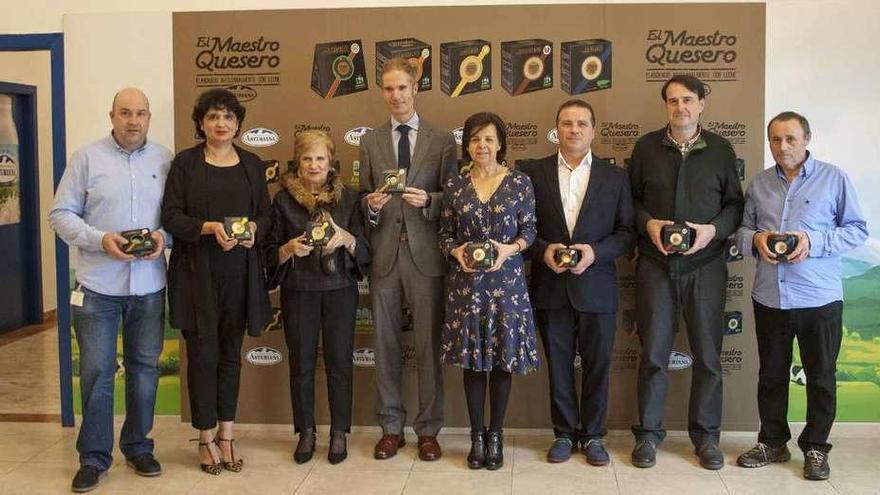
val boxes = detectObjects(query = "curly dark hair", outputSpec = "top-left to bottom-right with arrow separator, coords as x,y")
191,88 -> 246,140
461,112 -> 507,164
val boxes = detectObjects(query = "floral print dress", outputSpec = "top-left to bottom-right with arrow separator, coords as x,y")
439,169 -> 540,375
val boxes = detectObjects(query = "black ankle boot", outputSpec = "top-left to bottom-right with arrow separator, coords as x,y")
467,429 -> 486,469
485,430 -> 504,470
294,428 -> 316,464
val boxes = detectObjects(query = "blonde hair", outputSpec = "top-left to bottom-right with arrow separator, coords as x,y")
292,130 -> 336,172
380,57 -> 418,83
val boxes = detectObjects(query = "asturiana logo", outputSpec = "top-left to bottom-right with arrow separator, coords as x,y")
344,127 -> 372,147
241,128 -> 279,147
352,347 -> 376,367
245,346 -> 282,366
546,128 -> 559,145
667,350 -> 694,371
226,85 -> 258,102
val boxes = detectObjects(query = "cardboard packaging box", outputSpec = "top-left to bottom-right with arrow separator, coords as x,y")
311,39 -> 368,99
561,39 -> 612,95
376,38 -> 432,91
440,39 -> 491,98
501,39 -> 553,96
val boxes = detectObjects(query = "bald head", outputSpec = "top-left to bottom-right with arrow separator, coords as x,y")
111,88 -> 149,112
109,88 -> 151,152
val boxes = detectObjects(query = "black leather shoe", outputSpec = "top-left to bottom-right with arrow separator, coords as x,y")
696,443 -> 724,470
631,439 -> 656,468
126,453 -> 162,477
71,465 -> 104,493
467,429 -> 486,469
328,431 -> 348,465
294,428 -> 316,464
803,449 -> 830,480
485,430 -> 504,470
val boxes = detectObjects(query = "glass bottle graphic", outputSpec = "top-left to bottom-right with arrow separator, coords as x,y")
0,94 -> 20,225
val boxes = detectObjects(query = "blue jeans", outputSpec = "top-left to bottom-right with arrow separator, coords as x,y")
73,286 -> 165,471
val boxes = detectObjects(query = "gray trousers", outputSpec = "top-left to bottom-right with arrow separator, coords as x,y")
371,240 -> 444,436
632,256 -> 726,447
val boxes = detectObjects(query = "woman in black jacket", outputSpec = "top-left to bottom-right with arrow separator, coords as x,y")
265,130 -> 369,464
161,88 -> 271,474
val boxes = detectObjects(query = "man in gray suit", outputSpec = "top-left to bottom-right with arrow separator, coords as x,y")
359,58 -> 458,461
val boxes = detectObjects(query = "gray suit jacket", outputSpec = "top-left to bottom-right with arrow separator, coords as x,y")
359,118 -> 458,278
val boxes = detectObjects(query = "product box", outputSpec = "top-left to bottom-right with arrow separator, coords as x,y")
501,39 -> 553,96
311,39 -> 368,99
440,40 -> 491,98
224,217 -> 252,241
120,228 -> 155,257
376,38 -> 432,91
561,39 -> 612,95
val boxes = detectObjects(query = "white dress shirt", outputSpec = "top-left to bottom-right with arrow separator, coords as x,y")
558,151 -> 592,237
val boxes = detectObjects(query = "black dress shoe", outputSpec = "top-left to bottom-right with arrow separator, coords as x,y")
328,431 -> 348,465
467,429 -> 486,469
696,443 -> 724,470
294,428 -> 316,464
631,439 -> 656,468
126,453 -> 162,477
485,430 -> 504,471
71,465 -> 104,493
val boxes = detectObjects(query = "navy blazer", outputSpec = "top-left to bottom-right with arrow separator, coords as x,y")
519,154 -> 635,313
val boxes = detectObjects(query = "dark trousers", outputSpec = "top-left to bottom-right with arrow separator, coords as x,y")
753,299 -> 843,453
281,285 -> 357,433
537,306 -> 615,441
183,275 -> 247,430
633,257 -> 726,447
371,241 -> 444,436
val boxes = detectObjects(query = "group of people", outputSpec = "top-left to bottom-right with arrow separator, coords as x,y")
49,57 -> 867,493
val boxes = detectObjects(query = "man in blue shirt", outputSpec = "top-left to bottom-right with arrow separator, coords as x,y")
49,88 -> 172,493
734,111 -> 868,481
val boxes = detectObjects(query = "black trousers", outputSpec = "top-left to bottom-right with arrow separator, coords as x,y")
183,275 -> 247,430
633,257 -> 727,447
753,299 -> 843,453
282,285 -> 357,433
537,306 -> 615,441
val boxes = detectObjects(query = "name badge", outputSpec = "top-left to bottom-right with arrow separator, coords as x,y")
71,289 -> 85,307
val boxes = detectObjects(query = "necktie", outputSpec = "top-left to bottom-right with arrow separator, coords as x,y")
396,124 -> 411,170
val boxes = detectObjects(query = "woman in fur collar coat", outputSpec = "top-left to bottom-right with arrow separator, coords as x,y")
264,130 -> 370,465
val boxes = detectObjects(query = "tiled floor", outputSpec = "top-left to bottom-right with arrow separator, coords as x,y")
0,419 -> 877,494
1,326 -> 877,493
0,323 -> 61,417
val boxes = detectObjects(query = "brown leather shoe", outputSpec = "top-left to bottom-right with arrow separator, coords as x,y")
418,436 -> 442,461
374,434 -> 405,460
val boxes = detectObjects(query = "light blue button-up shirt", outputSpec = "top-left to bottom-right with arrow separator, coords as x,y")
49,134 -> 173,296
735,153 -> 868,309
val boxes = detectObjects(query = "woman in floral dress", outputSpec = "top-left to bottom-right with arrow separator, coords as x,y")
439,112 -> 539,471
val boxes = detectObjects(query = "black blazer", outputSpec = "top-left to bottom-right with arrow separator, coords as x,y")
264,185 -> 370,292
519,154 -> 635,313
161,143 -> 273,337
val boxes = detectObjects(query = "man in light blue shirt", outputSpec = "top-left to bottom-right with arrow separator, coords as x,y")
49,88 -> 172,493
734,111 -> 867,481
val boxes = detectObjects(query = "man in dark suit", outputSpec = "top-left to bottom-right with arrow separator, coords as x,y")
359,58 -> 458,461
520,100 -> 635,465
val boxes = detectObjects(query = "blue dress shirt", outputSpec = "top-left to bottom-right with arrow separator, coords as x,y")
49,134 -> 173,296
735,153 -> 868,309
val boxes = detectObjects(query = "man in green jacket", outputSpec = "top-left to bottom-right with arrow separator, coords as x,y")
628,74 -> 744,470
